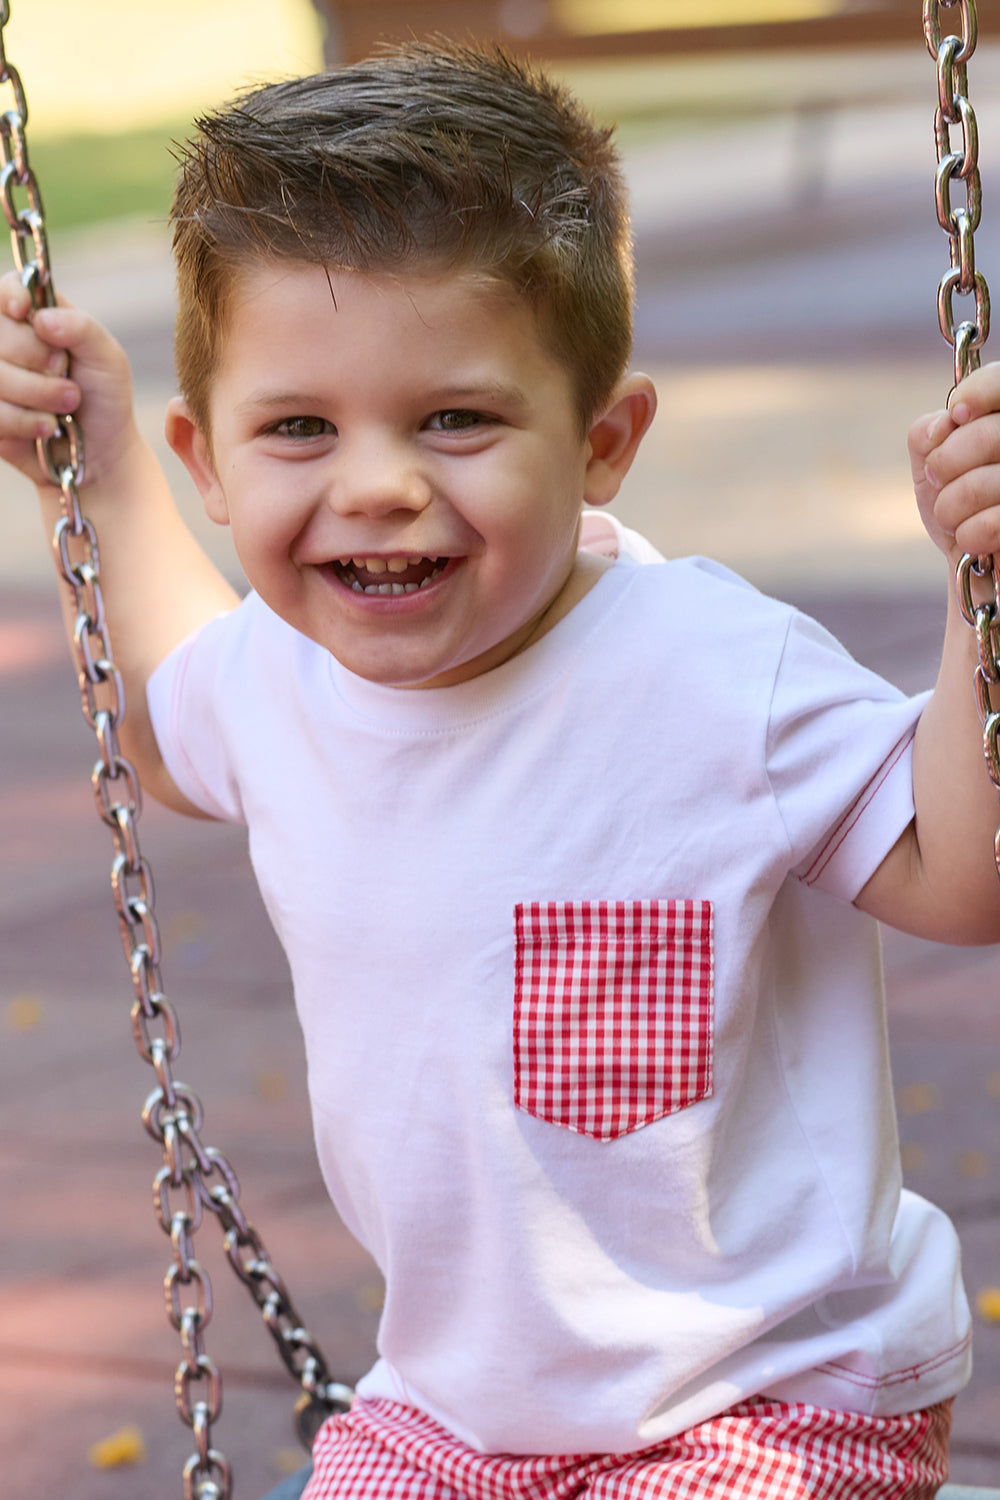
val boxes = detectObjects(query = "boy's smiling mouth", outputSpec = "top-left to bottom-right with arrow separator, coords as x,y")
332,555 -> 449,596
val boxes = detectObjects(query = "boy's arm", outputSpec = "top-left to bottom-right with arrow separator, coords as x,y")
0,275 -> 239,815
856,361 -> 1000,944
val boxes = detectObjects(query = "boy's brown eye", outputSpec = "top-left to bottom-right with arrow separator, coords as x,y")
277,415 -> 332,439
435,409 -> 481,430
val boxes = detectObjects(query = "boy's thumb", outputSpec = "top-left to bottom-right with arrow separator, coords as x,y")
30,304 -> 87,352
30,302 -> 130,391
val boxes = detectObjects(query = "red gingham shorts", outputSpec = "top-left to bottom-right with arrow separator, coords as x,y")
301,1393 -> 952,1500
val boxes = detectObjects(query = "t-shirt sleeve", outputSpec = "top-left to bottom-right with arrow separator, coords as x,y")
146,607 -> 248,825
765,608 -> 929,902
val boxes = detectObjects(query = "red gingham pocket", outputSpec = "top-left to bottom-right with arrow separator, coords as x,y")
513,900 -> 714,1142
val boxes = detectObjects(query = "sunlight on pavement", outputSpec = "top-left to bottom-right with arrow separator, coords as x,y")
1,0 -> 324,136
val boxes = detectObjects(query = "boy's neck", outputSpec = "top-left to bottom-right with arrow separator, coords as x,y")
504,550 -> 615,666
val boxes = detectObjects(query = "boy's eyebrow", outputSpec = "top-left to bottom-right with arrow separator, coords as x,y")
428,381 -> 530,410
232,389 -> 327,417
231,382 -> 533,416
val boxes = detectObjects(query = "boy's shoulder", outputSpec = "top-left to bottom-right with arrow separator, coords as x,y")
593,512 -> 783,617
606,524 -> 791,632
620,564 -> 796,687
602,538 -> 880,712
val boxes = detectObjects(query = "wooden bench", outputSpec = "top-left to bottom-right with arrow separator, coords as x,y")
314,0 -> 1000,65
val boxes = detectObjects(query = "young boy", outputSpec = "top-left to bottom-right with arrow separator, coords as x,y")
2,41 -> 1000,1499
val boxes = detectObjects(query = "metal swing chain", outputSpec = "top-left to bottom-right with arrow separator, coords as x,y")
0,8 -> 349,1496
924,0 -> 1000,874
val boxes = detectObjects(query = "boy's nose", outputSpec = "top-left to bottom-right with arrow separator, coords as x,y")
328,436 -> 432,517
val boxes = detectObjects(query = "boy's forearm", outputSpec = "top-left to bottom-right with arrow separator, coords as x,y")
36,428 -> 240,811
858,566 -> 1000,943
912,575 -> 1000,935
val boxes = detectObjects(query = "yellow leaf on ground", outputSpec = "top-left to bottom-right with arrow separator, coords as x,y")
257,1069 -> 289,1101
4,995 -> 42,1031
87,1426 -> 147,1469
899,1143 -> 925,1173
975,1287 -> 1000,1324
898,1082 -> 940,1115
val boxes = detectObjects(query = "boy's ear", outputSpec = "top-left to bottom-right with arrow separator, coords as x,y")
583,373 -> 657,508
164,396 -> 230,526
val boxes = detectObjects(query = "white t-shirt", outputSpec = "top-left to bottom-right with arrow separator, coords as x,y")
148,553 -> 971,1456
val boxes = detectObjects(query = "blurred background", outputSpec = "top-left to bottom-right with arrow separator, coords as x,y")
3,3 -> 1000,1497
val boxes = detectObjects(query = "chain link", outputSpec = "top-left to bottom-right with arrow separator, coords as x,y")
924,0 -> 1000,876
0,6 -> 349,1491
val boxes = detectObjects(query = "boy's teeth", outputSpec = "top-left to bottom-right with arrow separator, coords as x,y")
346,562 -> 445,596
351,555 -> 427,575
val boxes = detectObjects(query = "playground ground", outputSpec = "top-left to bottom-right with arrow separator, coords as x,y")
2,47 -> 1000,1497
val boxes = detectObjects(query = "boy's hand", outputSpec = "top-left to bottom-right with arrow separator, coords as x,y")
0,273 -> 236,820
910,360 -> 1000,563
0,270 -> 138,488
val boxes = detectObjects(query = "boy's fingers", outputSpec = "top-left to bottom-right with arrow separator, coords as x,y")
0,396 -> 61,442
0,307 -> 72,376
919,410 -> 1000,494
0,344 -> 79,412
29,305 -> 91,354
0,270 -> 34,321
909,408 -> 952,470
952,494 -> 1000,559
0,269 -> 73,315
29,304 -> 130,393
947,359 -> 1000,424
930,450 -> 1000,549
908,410 -> 958,509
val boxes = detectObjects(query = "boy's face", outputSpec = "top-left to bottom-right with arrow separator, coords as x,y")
175,261 -> 630,689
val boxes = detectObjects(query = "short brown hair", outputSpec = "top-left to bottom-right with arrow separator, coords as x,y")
170,41 -> 634,432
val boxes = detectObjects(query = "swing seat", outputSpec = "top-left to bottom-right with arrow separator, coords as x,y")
259,1470 -> 1000,1500
261,1468 -> 312,1500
